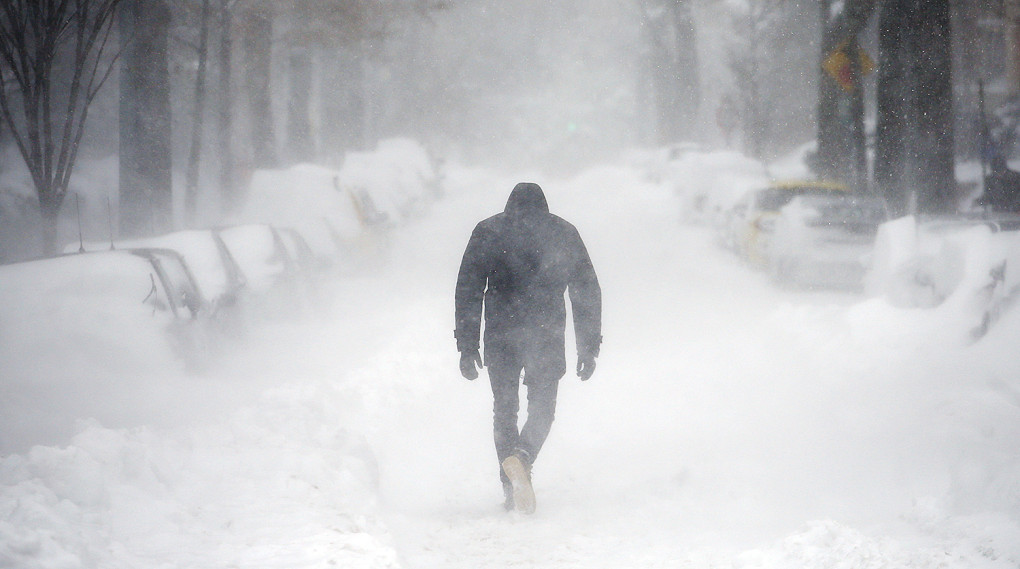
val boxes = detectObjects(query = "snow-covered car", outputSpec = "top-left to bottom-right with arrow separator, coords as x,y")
214,224 -> 295,290
0,248 -> 208,374
769,194 -> 888,289
214,224 -> 314,318
68,229 -> 247,315
236,164 -> 364,266
866,213 -> 1020,338
729,180 -> 849,267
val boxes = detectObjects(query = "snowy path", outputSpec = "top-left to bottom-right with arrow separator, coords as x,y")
343,167 -> 1020,568
4,164 -> 1020,568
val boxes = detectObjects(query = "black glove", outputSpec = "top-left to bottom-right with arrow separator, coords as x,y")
576,354 -> 596,381
460,349 -> 483,380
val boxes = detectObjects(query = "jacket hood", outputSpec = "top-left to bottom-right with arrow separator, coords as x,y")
504,182 -> 549,217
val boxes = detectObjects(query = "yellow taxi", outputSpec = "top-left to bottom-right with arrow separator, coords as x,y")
728,180 -> 849,268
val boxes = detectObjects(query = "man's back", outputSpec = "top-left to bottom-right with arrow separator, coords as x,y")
455,183 -> 601,361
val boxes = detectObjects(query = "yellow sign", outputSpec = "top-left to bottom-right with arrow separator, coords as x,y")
823,41 -> 875,92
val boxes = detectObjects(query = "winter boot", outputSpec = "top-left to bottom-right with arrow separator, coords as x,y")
502,482 -> 514,511
501,450 -> 535,514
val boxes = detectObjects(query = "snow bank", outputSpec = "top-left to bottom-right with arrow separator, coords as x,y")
625,145 -> 769,221
667,149 -> 770,219
737,517 -> 1020,569
0,385 -> 397,569
866,215 -> 1020,340
337,138 -> 437,224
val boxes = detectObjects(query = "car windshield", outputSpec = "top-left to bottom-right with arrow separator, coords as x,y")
755,187 -> 845,212
798,195 -> 887,225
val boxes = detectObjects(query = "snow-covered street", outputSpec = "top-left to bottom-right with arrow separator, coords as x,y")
3,162 -> 1020,568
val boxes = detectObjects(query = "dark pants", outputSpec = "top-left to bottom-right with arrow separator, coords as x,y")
488,357 -> 561,487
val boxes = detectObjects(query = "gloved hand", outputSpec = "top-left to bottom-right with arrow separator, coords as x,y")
460,349 -> 483,380
576,354 -> 596,381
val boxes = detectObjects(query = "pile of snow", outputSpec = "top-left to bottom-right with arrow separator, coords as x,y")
665,149 -> 769,220
737,518 -> 1020,569
765,141 -> 817,181
866,214 -> 1020,340
0,251 -> 186,452
337,138 -> 437,224
0,385 -> 395,569
234,163 -> 362,261
623,144 -> 770,223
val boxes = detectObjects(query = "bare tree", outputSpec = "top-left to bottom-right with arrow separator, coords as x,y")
0,0 -> 122,254
216,0 -> 236,212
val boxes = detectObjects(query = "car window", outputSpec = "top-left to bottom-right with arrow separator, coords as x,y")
790,196 -> 887,234
144,251 -> 203,318
757,187 -> 846,212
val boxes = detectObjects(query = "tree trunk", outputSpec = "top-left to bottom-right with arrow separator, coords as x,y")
912,0 -> 955,214
325,45 -> 366,155
185,0 -> 211,226
119,0 -> 174,238
875,0 -> 910,215
742,11 -> 765,160
640,0 -> 699,146
671,1 -> 700,139
1006,0 -> 1020,96
217,0 -> 236,213
816,0 -> 842,180
39,192 -> 62,257
953,2 -> 983,160
241,1 -> 277,169
286,47 -> 314,163
319,48 -> 343,166
875,0 -> 955,216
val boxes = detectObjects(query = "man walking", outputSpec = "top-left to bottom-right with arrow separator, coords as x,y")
455,182 -> 602,514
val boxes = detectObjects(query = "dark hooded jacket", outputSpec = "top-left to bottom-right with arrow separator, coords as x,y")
455,183 -> 601,377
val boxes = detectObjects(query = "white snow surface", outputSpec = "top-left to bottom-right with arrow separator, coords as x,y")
3,154 -> 1020,568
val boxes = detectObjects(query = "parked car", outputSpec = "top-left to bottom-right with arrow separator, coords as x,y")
0,248 -> 209,371
214,224 -> 295,292
214,224 -> 316,318
769,194 -> 889,289
728,180 -> 849,267
69,229 -> 247,315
